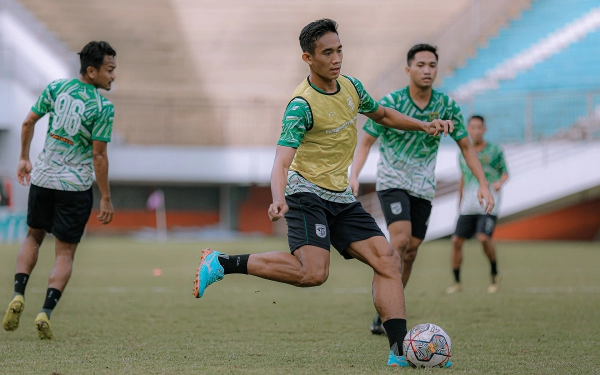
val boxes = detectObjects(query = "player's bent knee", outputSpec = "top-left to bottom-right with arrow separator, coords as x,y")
297,269 -> 329,287
391,235 -> 410,253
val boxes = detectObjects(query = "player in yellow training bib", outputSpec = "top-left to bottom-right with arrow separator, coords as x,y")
193,19 -> 454,368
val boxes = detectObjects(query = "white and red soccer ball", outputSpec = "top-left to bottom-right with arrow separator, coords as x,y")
403,323 -> 452,368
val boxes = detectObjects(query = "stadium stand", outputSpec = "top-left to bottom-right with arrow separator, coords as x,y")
18,0 -> 474,146
3,0 -> 598,241
440,0 -> 600,143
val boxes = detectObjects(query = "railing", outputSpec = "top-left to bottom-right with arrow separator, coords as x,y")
111,89 -> 600,147
108,95 -> 284,146
459,90 -> 600,143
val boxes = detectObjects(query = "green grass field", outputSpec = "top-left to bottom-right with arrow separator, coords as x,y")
1,237 -> 599,374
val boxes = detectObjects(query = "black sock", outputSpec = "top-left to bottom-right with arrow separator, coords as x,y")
453,268 -> 460,283
217,254 -> 249,274
490,261 -> 497,278
383,318 -> 407,356
41,288 -> 62,319
14,273 -> 29,296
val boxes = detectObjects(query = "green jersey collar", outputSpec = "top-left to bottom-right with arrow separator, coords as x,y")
406,86 -> 436,112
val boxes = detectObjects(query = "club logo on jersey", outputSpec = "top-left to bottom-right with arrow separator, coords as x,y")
315,224 -> 327,238
429,112 -> 439,121
347,96 -> 355,111
390,202 -> 403,215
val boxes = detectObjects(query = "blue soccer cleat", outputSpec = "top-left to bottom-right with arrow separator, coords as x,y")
387,351 -> 410,367
444,360 -> 452,368
193,248 -> 224,298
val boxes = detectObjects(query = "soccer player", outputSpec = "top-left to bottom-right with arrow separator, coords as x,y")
2,41 -> 116,339
193,19 -> 453,367
349,44 -> 495,335
446,115 -> 508,294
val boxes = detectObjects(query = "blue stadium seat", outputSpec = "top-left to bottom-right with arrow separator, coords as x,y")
442,0 -> 599,92
442,0 -> 600,142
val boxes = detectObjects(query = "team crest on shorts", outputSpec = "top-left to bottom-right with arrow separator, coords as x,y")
390,202 -> 403,215
315,224 -> 327,238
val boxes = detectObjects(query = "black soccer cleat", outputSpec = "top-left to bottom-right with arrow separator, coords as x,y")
370,314 -> 387,336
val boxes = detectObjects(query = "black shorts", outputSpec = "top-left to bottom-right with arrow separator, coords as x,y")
453,214 -> 498,239
27,184 -> 93,243
284,192 -> 385,259
377,188 -> 432,240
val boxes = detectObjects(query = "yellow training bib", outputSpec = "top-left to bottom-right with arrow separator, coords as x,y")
289,76 -> 360,192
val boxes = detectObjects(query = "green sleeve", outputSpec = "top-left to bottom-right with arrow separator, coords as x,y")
277,97 -> 312,148
497,148 -> 509,175
363,93 -> 396,138
363,118 -> 382,138
92,102 -> 114,142
344,76 -> 379,114
31,83 -> 54,116
447,96 -> 468,141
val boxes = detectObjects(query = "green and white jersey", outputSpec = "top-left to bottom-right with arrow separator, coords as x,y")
30,79 -> 114,191
279,75 -> 379,204
364,87 -> 467,201
459,143 -> 508,216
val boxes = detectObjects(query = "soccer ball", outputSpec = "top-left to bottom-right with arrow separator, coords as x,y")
403,323 -> 452,368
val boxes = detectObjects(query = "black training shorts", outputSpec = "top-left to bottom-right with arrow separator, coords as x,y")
453,214 -> 498,239
377,188 -> 432,240
284,192 -> 385,259
27,184 -> 93,244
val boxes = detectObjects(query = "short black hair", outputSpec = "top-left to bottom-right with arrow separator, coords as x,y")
299,19 -> 338,55
79,41 -> 116,75
469,115 -> 485,124
407,44 -> 438,66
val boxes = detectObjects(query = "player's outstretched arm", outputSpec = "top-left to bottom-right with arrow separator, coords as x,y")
268,146 -> 296,222
349,133 -> 377,197
16,111 -> 42,186
456,137 -> 494,213
92,140 -> 113,225
364,106 -> 453,136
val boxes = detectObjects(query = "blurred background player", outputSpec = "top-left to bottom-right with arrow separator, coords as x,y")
2,41 -> 116,339
193,19 -> 454,368
350,44 -> 495,335
447,115 -> 509,294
